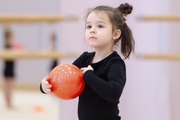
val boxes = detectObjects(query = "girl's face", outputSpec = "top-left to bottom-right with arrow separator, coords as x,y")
85,11 -> 115,50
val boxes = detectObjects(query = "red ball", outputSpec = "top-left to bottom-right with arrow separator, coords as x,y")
48,64 -> 85,100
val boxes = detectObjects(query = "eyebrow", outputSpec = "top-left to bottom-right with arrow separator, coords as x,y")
86,21 -> 106,24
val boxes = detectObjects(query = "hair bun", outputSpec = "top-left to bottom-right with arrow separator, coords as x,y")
118,3 -> 133,16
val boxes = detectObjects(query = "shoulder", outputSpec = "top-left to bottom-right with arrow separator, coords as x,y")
73,51 -> 95,68
108,51 -> 126,69
107,52 -> 126,77
109,51 -> 125,63
80,51 -> 94,57
78,51 -> 94,60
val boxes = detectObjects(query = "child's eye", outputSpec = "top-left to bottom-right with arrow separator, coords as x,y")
98,25 -> 104,28
86,25 -> 92,29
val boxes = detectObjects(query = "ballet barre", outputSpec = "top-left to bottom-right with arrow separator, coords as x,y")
0,14 -> 79,23
136,15 -> 180,61
136,15 -> 180,21
136,53 -> 180,61
0,50 -> 79,60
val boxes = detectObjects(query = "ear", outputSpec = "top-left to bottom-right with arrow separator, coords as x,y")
113,29 -> 121,40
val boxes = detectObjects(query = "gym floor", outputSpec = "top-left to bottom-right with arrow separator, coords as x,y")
0,88 -> 60,120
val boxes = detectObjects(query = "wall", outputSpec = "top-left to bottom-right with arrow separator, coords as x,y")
0,0 -> 61,83
0,0 -> 179,120
169,1 -> 180,120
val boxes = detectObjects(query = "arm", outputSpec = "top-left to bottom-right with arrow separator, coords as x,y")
83,62 -> 126,102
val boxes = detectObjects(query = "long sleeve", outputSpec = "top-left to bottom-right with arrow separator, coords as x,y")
83,61 -> 126,102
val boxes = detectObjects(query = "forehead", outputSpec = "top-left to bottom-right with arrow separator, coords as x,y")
86,11 -> 110,22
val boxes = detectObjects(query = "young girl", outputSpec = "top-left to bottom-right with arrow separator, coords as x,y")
49,33 -> 59,71
3,29 -> 16,109
40,3 -> 135,120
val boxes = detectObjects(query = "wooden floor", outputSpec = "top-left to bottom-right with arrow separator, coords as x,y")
0,89 -> 60,120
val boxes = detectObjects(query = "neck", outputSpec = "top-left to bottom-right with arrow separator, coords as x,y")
92,48 -> 113,63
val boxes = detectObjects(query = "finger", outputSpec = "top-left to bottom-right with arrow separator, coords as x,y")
42,81 -> 49,86
81,68 -> 85,72
80,68 -> 84,70
88,65 -> 93,70
45,89 -> 52,94
46,76 -> 51,82
43,76 -> 49,81
45,84 -> 52,89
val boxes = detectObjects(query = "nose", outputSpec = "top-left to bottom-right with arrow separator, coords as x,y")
90,27 -> 96,34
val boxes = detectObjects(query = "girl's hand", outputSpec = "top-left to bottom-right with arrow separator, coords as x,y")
81,65 -> 94,74
41,76 -> 52,94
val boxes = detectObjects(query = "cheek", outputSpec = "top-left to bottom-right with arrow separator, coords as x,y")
85,31 -> 88,39
100,30 -> 112,39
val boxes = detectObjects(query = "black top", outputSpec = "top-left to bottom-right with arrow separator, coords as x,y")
40,51 -> 126,120
73,51 -> 126,120
3,44 -> 15,77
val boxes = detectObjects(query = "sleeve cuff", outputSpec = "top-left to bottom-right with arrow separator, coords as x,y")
40,83 -> 46,94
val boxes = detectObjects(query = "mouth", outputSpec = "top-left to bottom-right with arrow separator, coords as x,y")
89,36 -> 97,40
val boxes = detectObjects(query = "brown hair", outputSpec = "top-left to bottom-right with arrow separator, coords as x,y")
86,3 -> 135,59
4,29 -> 13,47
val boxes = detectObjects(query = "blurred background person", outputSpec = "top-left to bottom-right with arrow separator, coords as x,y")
49,32 -> 59,71
2,28 -> 16,109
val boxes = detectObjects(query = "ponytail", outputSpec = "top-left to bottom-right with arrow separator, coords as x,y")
120,23 -> 135,59
118,3 -> 135,59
